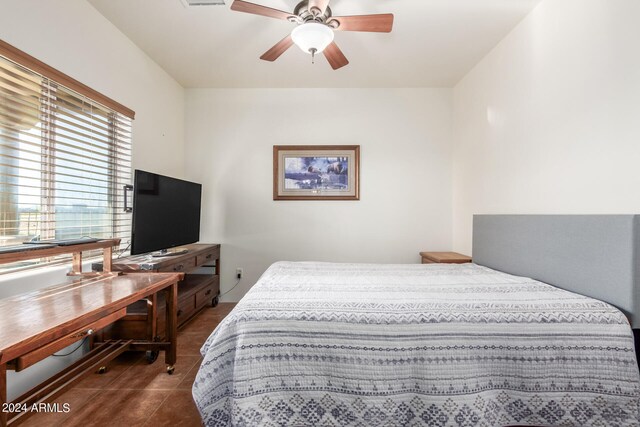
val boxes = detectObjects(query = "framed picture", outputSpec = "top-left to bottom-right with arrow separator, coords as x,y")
273,145 -> 360,200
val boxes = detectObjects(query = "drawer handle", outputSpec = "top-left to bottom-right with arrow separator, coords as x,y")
174,264 -> 184,271
205,289 -> 212,296
177,309 -> 183,316
205,254 -> 212,259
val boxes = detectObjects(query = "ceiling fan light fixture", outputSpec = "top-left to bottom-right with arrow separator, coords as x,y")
291,22 -> 334,55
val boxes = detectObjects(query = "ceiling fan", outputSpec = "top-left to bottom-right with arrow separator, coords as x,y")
230,0 -> 394,70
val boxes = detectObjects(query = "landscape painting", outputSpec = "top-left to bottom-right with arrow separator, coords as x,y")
284,156 -> 348,190
273,145 -> 360,200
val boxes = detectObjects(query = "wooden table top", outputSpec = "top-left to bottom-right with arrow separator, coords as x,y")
0,272 -> 181,363
419,251 -> 472,263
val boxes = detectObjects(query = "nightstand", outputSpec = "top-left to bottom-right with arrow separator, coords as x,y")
420,251 -> 472,264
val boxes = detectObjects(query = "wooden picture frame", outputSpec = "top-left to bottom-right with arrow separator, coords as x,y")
273,145 -> 360,201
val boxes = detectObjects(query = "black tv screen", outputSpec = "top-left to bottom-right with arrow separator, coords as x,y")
131,170 -> 202,255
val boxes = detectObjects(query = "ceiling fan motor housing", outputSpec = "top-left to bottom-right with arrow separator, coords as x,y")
294,0 -> 336,26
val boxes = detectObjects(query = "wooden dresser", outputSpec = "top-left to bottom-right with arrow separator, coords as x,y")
93,244 -> 220,355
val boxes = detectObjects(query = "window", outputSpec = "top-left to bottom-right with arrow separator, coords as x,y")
0,41 -> 133,273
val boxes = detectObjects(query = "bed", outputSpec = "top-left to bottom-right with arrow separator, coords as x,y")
193,215 -> 640,426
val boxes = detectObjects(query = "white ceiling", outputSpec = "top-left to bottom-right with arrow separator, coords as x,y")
88,0 -> 540,88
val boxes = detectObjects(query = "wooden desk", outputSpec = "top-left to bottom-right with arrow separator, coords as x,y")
0,272 -> 181,426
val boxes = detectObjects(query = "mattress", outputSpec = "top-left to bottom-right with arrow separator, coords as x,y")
193,262 -> 640,426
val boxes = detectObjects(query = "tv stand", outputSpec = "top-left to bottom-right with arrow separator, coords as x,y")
93,244 -> 220,350
151,247 -> 189,257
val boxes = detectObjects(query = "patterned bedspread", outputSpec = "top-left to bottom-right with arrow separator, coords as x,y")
193,262 -> 640,426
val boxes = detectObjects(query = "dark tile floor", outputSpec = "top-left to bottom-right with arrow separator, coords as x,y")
22,303 -> 236,427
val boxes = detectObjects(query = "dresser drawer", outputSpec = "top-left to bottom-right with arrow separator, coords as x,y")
158,257 -> 196,273
195,284 -> 216,309
196,250 -> 217,267
178,295 -> 196,319
156,296 -> 195,337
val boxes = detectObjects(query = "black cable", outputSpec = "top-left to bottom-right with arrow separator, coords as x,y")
220,278 -> 241,297
51,336 -> 87,357
116,241 -> 131,258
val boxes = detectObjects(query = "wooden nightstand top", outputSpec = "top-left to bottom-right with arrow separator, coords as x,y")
420,251 -> 472,264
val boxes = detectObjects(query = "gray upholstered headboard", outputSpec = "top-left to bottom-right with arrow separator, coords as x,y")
472,215 -> 640,328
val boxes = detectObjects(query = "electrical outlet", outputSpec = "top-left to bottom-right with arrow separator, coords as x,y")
236,268 -> 243,279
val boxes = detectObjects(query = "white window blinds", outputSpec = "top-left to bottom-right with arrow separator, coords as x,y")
0,48 -> 132,273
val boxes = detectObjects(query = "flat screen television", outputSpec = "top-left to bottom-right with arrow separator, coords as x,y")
131,169 -> 202,256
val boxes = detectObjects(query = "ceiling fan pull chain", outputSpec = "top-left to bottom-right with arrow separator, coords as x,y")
310,48 -> 317,64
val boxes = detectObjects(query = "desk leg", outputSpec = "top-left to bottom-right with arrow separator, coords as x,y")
147,294 -> 158,340
144,294 -> 159,364
1,363 -> 7,427
165,283 -> 178,374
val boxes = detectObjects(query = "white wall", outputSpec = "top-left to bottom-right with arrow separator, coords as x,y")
0,0 -> 185,400
185,88 -> 453,300
452,0 -> 640,254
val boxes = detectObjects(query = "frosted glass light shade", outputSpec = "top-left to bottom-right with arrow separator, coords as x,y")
291,23 -> 334,54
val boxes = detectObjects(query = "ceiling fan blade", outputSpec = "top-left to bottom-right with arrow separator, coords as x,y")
329,14 -> 394,32
323,42 -> 349,70
308,0 -> 330,16
230,0 -> 296,21
260,35 -> 294,62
